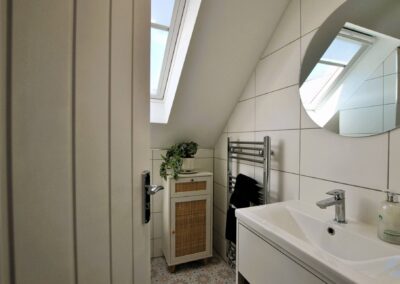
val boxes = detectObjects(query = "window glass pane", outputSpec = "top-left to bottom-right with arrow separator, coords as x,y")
151,0 -> 175,26
301,63 -> 344,106
321,36 -> 363,65
151,28 -> 168,96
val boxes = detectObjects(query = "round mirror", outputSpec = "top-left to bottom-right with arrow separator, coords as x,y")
300,0 -> 400,137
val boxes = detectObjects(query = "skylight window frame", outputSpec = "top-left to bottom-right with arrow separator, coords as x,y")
307,28 -> 373,110
151,0 -> 187,100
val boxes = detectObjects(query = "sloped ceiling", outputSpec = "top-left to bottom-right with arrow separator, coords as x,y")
150,0 -> 290,148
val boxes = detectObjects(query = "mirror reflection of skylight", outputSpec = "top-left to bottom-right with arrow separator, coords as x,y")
151,0 -> 175,26
321,36 -> 363,65
302,63 -> 344,106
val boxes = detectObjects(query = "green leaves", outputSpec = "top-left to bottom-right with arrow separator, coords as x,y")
159,141 -> 198,180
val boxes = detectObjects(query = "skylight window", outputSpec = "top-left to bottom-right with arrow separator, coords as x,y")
150,0 -> 201,123
151,0 -> 185,99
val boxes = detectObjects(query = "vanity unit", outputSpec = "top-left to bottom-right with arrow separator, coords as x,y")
236,201 -> 400,284
162,172 -> 213,272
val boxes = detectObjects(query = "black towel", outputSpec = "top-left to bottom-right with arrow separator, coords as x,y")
225,174 -> 261,244
225,206 -> 237,243
230,174 -> 261,208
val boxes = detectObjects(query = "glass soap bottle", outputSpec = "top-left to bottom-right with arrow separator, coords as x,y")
378,192 -> 400,245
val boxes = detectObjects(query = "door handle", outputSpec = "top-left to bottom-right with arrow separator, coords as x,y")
142,171 -> 163,224
146,185 -> 164,195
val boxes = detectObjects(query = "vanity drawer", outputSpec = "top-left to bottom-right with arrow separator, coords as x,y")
237,224 -> 325,284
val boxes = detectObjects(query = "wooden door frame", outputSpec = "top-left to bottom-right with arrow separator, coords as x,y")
132,0 -> 152,283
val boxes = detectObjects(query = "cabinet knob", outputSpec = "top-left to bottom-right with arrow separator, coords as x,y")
191,179 -> 194,182
172,230 -> 175,234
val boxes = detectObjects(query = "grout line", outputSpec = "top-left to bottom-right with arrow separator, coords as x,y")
239,83 -> 299,104
215,166 -> 386,194
340,103 -> 398,112
214,181 -> 227,188
213,203 -> 227,215
254,83 -> 299,98
260,38 -> 301,61
300,174 -> 386,193
259,27 -> 319,61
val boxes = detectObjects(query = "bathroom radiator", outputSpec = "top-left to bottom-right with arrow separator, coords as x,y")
226,136 -> 272,269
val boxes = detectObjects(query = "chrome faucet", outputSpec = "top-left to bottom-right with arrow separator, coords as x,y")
316,189 -> 346,223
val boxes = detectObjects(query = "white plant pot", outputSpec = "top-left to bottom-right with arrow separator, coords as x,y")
181,158 -> 195,172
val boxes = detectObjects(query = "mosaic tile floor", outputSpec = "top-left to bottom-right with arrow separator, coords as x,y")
151,255 -> 235,284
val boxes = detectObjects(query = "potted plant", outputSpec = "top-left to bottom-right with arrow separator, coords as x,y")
160,141 -> 198,180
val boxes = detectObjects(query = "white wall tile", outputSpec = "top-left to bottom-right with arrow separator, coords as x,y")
195,149 -> 214,158
239,72 -> 255,101
368,64 -> 384,80
301,106 -> 319,129
255,168 -> 299,203
152,149 -> 165,160
300,30 -> 316,63
301,129 -> 388,190
256,40 -> 300,95
384,74 -> 397,104
214,133 -> 227,160
340,106 -> 383,136
300,176 -> 384,225
228,132 -> 255,142
389,129 -> 400,193
213,230 -> 227,261
384,49 -> 397,75
263,0 -> 301,57
213,207 -> 226,237
300,0 -> 345,35
256,130 -> 300,174
343,78 -> 383,109
384,105 -> 396,132
227,100 -> 255,133
151,238 -> 163,258
214,183 -> 227,213
255,86 -> 300,131
152,213 -> 162,239
151,190 -> 163,213
152,159 -> 162,186
231,162 -> 255,179
195,158 -> 213,173
214,158 -> 227,187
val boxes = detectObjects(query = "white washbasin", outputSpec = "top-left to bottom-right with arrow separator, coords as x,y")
236,200 -> 400,284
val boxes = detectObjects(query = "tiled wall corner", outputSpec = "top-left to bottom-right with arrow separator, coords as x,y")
213,0 -> 396,248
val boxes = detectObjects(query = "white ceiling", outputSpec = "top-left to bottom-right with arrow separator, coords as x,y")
150,0 -> 290,148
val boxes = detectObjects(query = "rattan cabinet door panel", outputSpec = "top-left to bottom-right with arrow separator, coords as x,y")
170,195 -> 212,264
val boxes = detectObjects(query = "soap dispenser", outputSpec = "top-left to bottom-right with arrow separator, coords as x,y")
378,192 -> 400,245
